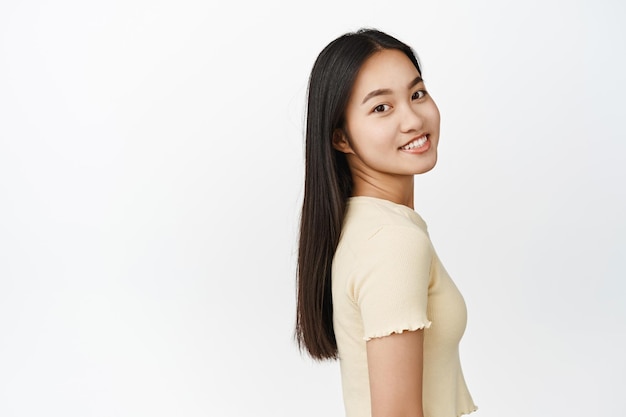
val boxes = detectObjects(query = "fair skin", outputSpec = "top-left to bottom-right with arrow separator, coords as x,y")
333,48 -> 441,417
333,48 -> 440,209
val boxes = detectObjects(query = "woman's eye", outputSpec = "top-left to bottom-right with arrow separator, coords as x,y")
412,90 -> 427,100
373,104 -> 390,113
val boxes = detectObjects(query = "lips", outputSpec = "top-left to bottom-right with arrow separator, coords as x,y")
400,135 -> 428,150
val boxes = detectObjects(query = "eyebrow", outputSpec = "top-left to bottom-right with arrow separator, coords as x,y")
361,76 -> 424,104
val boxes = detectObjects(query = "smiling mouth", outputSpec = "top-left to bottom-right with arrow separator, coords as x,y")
400,135 -> 428,150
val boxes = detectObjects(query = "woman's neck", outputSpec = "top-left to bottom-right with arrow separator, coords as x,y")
351,174 -> 415,209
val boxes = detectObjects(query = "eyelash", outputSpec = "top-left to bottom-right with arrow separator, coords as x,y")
412,90 -> 428,100
373,104 -> 390,113
371,90 -> 428,113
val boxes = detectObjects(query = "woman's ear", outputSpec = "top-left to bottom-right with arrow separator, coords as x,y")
332,129 -> 354,154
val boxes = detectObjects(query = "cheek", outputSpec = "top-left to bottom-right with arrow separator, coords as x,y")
351,124 -> 396,154
346,118 -> 392,150
426,101 -> 441,128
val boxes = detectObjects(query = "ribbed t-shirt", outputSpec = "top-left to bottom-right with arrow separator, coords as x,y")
332,196 -> 477,417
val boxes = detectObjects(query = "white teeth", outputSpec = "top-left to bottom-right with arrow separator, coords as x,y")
401,136 -> 428,150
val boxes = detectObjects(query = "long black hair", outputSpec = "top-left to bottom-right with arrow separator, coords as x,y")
295,28 -> 422,360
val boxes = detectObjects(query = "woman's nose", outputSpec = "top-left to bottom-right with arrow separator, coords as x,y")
399,104 -> 424,133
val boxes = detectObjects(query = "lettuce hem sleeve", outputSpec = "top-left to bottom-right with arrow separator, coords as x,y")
363,320 -> 432,341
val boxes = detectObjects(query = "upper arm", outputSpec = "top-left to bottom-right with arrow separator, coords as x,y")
356,226 -> 432,340
366,329 -> 425,417
356,225 -> 431,417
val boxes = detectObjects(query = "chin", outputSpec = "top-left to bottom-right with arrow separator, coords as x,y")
415,153 -> 438,175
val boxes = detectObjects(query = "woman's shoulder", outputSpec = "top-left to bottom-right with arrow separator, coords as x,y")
344,196 -> 427,232
334,197 -> 435,287
340,196 -> 430,250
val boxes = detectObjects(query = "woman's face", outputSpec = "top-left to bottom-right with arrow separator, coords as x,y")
334,48 -> 440,180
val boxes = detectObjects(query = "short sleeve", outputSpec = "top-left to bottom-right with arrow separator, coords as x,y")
353,225 -> 433,341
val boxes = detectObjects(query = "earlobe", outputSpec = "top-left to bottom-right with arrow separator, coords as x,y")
332,129 -> 354,154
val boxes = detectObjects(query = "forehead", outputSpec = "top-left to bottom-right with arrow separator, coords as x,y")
351,49 -> 421,96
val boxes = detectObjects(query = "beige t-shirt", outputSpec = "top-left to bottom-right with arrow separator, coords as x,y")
332,196 -> 477,417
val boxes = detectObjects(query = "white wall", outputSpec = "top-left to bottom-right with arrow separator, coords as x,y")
1,1 -> 624,416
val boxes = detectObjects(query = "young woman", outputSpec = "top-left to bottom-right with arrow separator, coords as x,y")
295,29 -> 477,417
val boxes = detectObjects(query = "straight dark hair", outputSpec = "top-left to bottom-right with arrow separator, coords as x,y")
295,28 -> 423,360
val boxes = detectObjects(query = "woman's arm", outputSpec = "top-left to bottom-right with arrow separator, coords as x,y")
366,329 -> 425,417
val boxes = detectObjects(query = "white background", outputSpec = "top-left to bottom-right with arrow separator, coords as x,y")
1,0 -> 625,416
